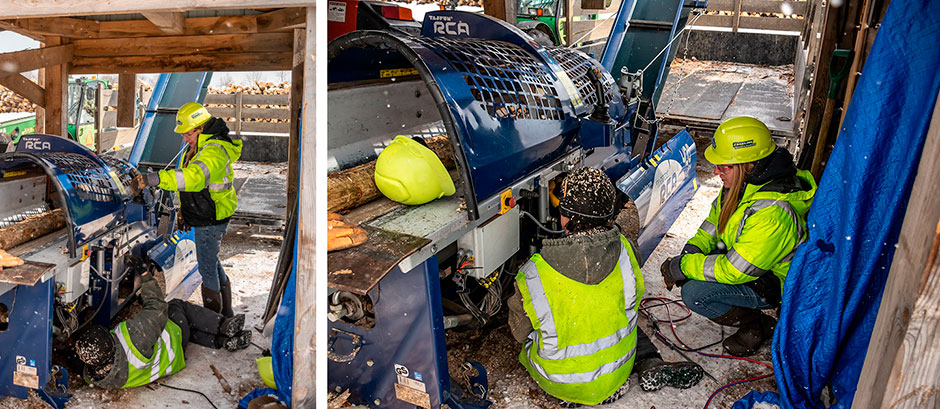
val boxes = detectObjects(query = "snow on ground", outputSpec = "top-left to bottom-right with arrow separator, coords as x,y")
0,164 -> 285,409
448,142 -> 778,409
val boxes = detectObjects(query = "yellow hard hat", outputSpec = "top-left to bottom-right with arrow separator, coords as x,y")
704,116 -> 775,165
374,136 -> 456,205
175,102 -> 211,133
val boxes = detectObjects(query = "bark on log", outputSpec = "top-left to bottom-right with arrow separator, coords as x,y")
327,135 -> 456,212
0,209 -> 67,250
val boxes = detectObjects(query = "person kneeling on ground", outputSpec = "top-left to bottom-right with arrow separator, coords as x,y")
508,167 -> 704,406
74,271 -> 252,389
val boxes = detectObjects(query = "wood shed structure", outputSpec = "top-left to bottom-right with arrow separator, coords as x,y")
0,2 -> 317,407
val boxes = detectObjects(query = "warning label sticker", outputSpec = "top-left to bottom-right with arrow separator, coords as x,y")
16,365 -> 37,376
397,375 -> 426,392
328,1 -> 346,22
13,371 -> 39,389
380,68 -> 419,78
394,382 -> 431,408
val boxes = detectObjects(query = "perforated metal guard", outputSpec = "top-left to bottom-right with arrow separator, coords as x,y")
416,37 -> 564,121
547,47 -> 615,107
40,153 -> 116,203
100,156 -> 140,190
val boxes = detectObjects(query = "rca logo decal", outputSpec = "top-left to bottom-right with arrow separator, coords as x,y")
432,20 -> 470,36
23,140 -> 51,150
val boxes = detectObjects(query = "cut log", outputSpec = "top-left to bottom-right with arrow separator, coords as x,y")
0,209 -> 67,250
327,135 -> 457,212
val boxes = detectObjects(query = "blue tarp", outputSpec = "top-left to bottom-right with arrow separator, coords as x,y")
735,1 -> 940,408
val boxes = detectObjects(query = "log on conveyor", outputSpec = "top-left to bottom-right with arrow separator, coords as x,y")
328,135 -> 456,212
0,209 -> 67,250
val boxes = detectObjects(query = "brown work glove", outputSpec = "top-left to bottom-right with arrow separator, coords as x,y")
176,210 -> 187,231
660,256 -> 687,291
327,213 -> 368,252
131,174 -> 146,197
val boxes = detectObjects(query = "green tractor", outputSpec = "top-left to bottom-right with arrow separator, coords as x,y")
67,77 -> 111,149
516,0 -> 614,49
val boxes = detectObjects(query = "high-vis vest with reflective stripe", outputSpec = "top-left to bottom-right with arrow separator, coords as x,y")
157,132 -> 240,221
517,236 -> 645,405
115,320 -> 186,388
682,169 -> 816,290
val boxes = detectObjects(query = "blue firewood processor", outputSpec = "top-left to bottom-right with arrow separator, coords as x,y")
0,73 -> 210,408
328,2 -> 704,407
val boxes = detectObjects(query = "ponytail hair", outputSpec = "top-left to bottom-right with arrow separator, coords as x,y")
717,163 -> 751,233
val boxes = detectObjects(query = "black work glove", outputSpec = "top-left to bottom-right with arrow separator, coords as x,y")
143,172 -> 161,187
660,256 -> 688,291
681,243 -> 703,255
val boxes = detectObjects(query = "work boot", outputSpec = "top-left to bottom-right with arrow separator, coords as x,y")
219,314 -> 246,338
201,284 -> 223,315
220,280 -> 235,318
223,330 -> 252,352
709,306 -> 776,357
635,358 -> 704,392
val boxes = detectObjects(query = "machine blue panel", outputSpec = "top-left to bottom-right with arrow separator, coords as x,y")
329,257 -> 450,408
0,280 -> 55,402
616,130 -> 697,260
148,229 -> 200,301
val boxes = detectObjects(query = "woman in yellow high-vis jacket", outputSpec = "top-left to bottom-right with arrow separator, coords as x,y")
660,116 -> 816,357
134,102 -> 243,317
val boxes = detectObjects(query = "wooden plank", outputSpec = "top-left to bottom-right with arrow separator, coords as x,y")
69,52 -> 292,74
293,6 -> 315,408
0,20 -> 45,42
207,107 -> 290,120
256,7 -> 306,32
117,73 -> 135,127
707,0 -> 734,10
96,15 -> 259,38
141,12 -> 185,35
239,121 -> 290,133
0,45 -> 74,79
738,15 -> 804,31
743,0 -> 808,15
288,27 -> 303,223
43,37 -> 67,137
0,1 -> 314,18
35,68 -> 45,133
482,0 -> 508,21
0,73 -> 45,106
694,14 -> 733,28
853,88 -> 940,409
733,0 -> 742,32
72,32 -> 293,57
4,17 -> 100,38
234,91 -> 243,136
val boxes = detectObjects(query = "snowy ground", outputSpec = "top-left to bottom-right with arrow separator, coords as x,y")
0,164 -> 285,409
447,143 -> 778,409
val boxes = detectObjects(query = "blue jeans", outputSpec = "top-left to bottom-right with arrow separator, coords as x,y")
680,280 -> 773,319
194,222 -> 230,292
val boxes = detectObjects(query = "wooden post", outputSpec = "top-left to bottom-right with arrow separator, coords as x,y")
35,68 -> 45,134
288,28 -> 304,220
234,91 -> 243,136
853,88 -> 940,408
566,0 -> 575,46
94,82 -> 104,154
117,73 -> 136,128
138,85 -> 146,126
43,37 -> 67,137
732,0 -> 742,33
483,0 -> 508,21
293,6 -> 316,408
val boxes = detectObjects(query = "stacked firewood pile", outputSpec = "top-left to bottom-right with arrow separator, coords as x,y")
0,86 -> 38,113
206,81 -> 290,125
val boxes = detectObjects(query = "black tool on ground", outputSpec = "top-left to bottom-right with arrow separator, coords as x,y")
156,383 -> 219,409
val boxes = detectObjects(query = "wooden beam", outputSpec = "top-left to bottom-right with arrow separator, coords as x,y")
72,32 -> 293,57
293,6 -> 315,408
0,73 -> 44,106
141,12 -> 185,35
0,1 -> 314,18
853,87 -> 940,409
117,73 -> 135,128
0,45 -> 74,80
257,7 -> 306,32
43,37 -> 67,138
3,17 -> 100,38
96,16 -> 260,38
482,0 -> 509,21
287,27 -> 303,222
69,52 -> 292,74
0,20 -> 45,42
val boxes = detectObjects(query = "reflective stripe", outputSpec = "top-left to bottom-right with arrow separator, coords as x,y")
191,160 -> 211,188
522,244 -> 639,361
161,331 -> 175,376
149,337 -> 163,382
700,220 -> 717,237
116,325 -> 149,370
208,182 -> 233,191
703,255 -> 719,282
736,199 -> 804,243
780,249 -> 797,263
174,169 -> 186,191
525,342 -> 636,384
726,248 -> 768,277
